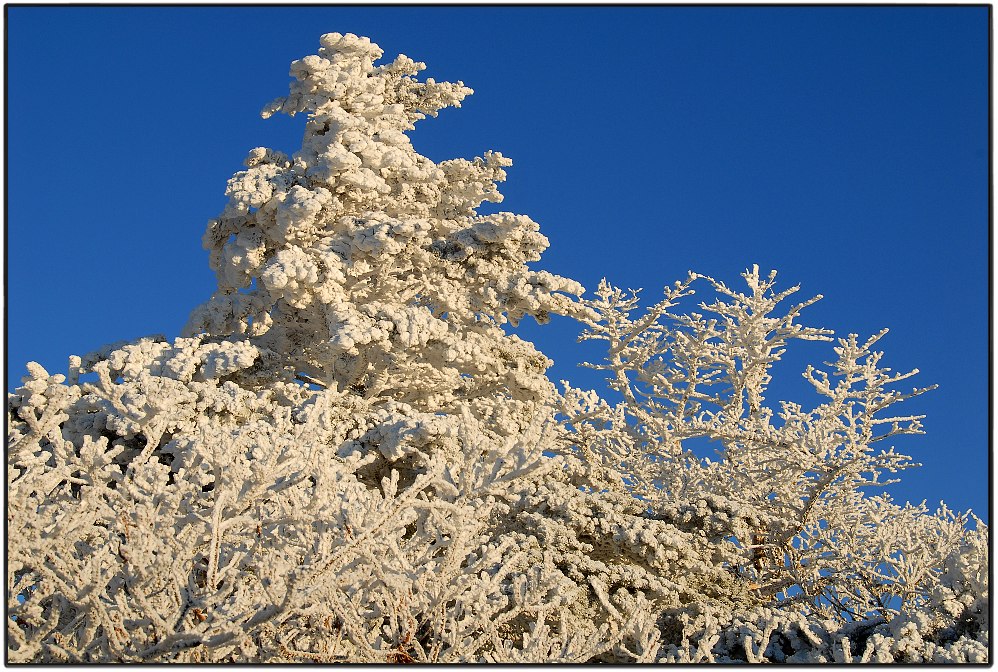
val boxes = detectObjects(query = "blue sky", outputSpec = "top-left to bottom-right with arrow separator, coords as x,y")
7,6 -> 989,520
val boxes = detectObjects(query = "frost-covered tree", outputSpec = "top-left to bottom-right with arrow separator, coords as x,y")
7,33 -> 988,663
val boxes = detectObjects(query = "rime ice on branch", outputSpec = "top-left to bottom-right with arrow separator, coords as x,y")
7,33 -> 988,663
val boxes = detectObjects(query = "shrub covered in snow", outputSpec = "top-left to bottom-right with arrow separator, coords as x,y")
7,33 -> 988,663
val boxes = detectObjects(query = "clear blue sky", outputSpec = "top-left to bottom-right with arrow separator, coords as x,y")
7,6 -> 989,520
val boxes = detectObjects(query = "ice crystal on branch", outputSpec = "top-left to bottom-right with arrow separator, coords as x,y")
7,33 -> 987,663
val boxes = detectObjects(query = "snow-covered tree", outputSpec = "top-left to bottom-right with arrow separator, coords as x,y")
7,32 -> 988,663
